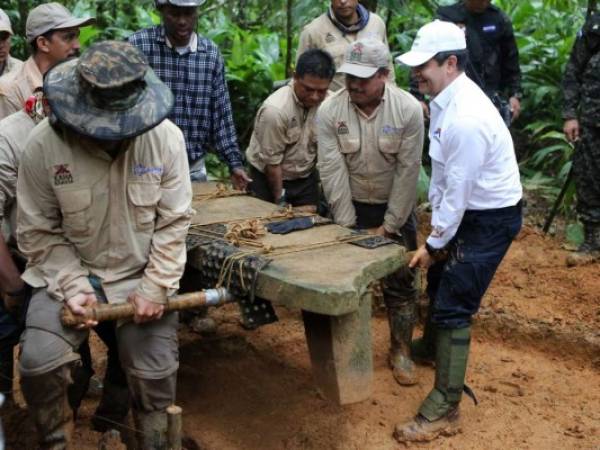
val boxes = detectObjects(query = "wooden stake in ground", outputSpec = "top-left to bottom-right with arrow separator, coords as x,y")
167,405 -> 183,450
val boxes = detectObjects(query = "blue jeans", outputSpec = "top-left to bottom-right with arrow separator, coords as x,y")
427,202 -> 522,329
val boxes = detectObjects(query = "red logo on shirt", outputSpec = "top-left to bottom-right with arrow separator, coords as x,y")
337,121 -> 349,135
54,164 -> 73,186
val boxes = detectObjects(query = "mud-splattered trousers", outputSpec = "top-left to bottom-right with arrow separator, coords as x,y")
426,202 -> 522,329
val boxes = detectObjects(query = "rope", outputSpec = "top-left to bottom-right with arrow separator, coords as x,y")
192,183 -> 247,202
189,205 -> 316,229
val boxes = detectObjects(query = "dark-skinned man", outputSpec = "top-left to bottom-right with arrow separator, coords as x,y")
298,0 -> 395,92
318,39 -> 424,387
246,49 -> 335,210
0,2 -> 94,119
129,0 -> 251,190
394,20 -> 522,442
0,9 -> 22,78
17,41 -> 193,449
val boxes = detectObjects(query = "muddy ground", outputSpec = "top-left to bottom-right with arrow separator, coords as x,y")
3,221 -> 600,450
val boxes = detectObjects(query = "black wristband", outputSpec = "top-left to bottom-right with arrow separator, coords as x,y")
425,242 -> 448,261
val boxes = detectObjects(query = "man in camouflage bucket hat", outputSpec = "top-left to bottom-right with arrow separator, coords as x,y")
17,41 -> 193,449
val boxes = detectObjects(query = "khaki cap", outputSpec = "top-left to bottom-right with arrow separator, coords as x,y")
0,9 -> 13,35
26,2 -> 95,43
337,38 -> 390,79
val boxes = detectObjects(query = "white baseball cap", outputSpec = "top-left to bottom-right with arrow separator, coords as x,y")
396,20 -> 466,67
0,9 -> 13,35
337,38 -> 390,78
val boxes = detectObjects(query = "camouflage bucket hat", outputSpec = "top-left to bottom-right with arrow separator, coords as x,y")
44,40 -> 174,140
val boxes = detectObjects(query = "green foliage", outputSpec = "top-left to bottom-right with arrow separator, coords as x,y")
1,0 -> 593,229
202,11 -> 285,149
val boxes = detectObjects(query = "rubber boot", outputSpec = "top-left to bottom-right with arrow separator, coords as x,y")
410,309 -> 436,366
387,302 -> 417,386
567,222 -> 600,266
394,327 -> 471,443
128,374 -> 176,450
21,365 -> 74,450
91,381 -> 130,432
132,410 -> 168,450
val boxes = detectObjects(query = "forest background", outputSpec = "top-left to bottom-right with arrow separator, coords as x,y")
1,0 -> 589,241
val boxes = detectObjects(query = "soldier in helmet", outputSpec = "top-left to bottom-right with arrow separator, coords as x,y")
128,0 -> 251,189
563,10 -> 600,263
0,8 -> 23,78
16,41 -> 193,449
0,2 -> 94,119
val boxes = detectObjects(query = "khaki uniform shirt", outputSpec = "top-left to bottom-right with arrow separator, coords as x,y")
317,84 -> 424,233
0,57 -> 42,120
246,83 -> 320,180
297,12 -> 395,91
17,119 -> 193,305
0,56 -> 23,78
0,110 -> 36,242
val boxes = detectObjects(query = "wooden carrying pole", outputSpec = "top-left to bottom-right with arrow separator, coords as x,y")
60,288 -> 234,327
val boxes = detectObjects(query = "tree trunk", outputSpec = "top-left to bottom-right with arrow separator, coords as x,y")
359,0 -> 378,12
285,0 -> 293,77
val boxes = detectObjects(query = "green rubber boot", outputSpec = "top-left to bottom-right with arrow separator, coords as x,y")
387,302 -> 417,386
394,327 -> 471,443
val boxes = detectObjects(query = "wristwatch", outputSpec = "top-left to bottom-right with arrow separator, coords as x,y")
425,242 -> 448,262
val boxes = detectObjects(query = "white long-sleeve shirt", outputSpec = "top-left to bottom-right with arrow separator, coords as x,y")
427,73 -> 522,249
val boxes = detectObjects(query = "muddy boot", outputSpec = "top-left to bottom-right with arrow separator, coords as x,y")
21,365 -> 74,450
394,327 -> 471,443
91,381 -> 130,433
387,302 -> 417,386
567,222 -> 600,266
410,310 -> 436,366
133,410 -> 168,450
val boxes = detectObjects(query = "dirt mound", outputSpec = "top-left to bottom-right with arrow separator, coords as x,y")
4,225 -> 599,450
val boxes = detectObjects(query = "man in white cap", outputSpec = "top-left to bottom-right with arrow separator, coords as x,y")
317,38 -> 424,386
0,9 -> 22,78
298,0 -> 395,91
393,20 -> 522,442
0,2 -> 94,119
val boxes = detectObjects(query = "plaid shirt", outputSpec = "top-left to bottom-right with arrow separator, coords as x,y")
128,26 -> 243,169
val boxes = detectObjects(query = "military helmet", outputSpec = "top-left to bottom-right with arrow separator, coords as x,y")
44,40 -> 174,141
155,0 -> 206,7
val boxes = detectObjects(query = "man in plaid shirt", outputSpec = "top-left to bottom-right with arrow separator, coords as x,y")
129,0 -> 251,189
